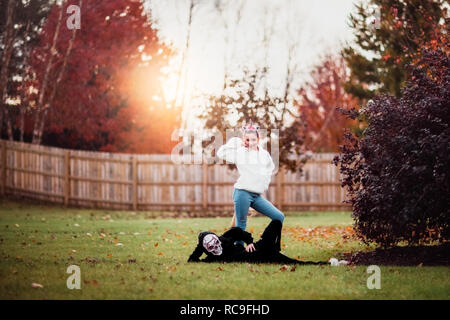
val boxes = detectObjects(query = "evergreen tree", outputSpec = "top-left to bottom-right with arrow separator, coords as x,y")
342,0 -> 447,104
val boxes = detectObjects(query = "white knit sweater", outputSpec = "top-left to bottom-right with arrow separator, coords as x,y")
216,137 -> 275,194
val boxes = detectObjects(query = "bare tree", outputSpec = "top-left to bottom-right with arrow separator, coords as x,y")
215,0 -> 245,90
0,0 -> 55,142
276,0 -> 312,130
261,3 -> 277,99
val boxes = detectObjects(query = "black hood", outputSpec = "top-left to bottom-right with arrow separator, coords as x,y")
197,231 -> 217,255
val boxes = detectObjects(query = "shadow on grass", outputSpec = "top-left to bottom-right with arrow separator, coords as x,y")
345,242 -> 450,266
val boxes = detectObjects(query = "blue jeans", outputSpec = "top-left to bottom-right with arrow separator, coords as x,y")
233,188 -> 285,246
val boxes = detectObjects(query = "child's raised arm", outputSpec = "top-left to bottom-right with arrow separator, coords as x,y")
216,136 -> 242,164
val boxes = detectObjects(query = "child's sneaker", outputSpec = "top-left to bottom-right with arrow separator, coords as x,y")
329,258 -> 339,266
329,258 -> 349,266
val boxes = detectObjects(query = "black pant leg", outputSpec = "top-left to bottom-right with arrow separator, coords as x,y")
255,220 -> 282,252
252,220 -> 328,265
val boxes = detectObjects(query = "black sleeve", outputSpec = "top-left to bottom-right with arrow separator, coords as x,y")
187,243 -> 203,262
221,227 -> 254,245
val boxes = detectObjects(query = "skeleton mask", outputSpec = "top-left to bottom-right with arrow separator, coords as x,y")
202,234 -> 223,255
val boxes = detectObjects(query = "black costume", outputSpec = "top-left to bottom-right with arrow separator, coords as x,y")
187,220 -> 327,265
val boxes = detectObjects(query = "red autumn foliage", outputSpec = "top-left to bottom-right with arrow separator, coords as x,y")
295,54 -> 360,152
26,0 -> 181,153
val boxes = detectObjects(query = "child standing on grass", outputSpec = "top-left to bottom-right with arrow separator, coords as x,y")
216,122 -> 284,249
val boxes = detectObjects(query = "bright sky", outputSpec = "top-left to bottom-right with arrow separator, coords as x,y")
144,0 -> 361,131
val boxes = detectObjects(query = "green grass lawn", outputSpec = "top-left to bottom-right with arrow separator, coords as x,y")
0,198 -> 448,300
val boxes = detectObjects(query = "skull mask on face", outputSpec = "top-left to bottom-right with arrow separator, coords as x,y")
202,234 -> 223,256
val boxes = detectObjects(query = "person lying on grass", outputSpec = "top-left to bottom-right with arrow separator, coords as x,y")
187,220 -> 334,265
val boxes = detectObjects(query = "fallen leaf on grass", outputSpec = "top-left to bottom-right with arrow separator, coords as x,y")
31,283 -> 43,288
92,280 -> 99,286
128,259 -> 136,263
85,257 -> 98,263
279,265 -> 288,271
157,252 -> 164,256
166,266 -> 177,272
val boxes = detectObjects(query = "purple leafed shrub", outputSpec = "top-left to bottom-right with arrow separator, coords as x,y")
333,49 -> 449,247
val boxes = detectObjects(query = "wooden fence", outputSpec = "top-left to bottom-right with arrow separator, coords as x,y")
0,139 -> 351,212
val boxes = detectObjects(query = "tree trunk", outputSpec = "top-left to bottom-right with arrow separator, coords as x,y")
19,105 -> 25,142
4,107 -> 14,141
18,20 -> 32,142
32,2 -> 65,144
35,107 -> 49,144
279,49 -> 292,129
0,0 -> 17,140
262,6 -> 276,99
175,0 -> 194,133
219,0 -> 245,116
0,107 -> 3,139
35,0 -> 81,145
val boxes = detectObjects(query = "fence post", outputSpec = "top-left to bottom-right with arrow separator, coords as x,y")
202,160 -> 208,210
64,150 -> 70,206
1,141 -> 6,195
132,156 -> 137,211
